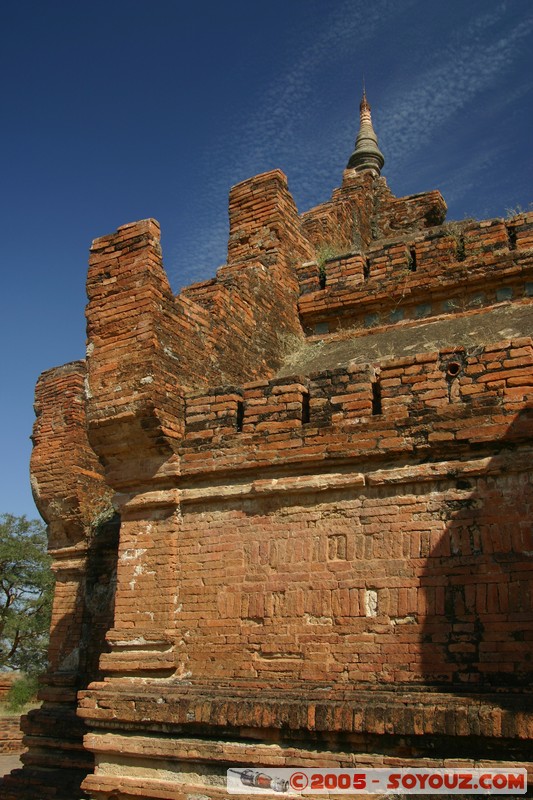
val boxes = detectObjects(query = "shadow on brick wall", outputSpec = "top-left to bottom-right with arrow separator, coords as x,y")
0,515 -> 120,800
420,404 -> 533,699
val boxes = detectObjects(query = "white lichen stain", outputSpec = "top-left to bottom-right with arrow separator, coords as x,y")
121,548 -> 147,562
164,346 -> 180,361
304,613 -> 333,625
391,615 -> 417,626
365,589 -> 378,617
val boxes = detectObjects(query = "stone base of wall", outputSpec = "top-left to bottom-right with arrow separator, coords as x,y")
0,703 -> 92,800
0,768 -> 90,800
0,717 -> 25,754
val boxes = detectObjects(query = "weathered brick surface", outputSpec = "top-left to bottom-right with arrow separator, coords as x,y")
178,340 -> 533,476
5,159 -> 532,799
301,171 -> 446,257
0,718 -> 24,754
227,169 -> 314,269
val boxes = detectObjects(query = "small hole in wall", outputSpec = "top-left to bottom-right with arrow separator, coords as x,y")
363,259 -> 370,280
301,392 -> 310,424
456,236 -> 466,262
236,400 -> 244,432
371,380 -> 382,415
408,246 -> 417,272
447,362 -> 461,377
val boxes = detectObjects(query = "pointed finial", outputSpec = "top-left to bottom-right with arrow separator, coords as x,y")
346,87 -> 385,176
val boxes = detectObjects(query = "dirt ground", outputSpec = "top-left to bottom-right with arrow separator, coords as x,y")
0,753 -> 22,776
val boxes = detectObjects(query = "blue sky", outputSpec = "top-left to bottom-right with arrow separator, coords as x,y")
1,0 -> 532,521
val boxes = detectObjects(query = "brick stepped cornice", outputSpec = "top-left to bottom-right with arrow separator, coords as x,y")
79,681 -> 533,742
78,682 -> 533,796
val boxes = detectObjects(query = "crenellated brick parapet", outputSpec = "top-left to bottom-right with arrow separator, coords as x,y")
181,338 -> 533,474
86,219 -> 191,489
84,172 -> 317,491
297,213 -> 533,333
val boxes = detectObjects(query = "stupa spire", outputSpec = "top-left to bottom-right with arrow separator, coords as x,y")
346,89 -> 385,176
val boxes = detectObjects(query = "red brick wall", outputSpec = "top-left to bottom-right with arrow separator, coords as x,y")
0,717 -> 24,754
180,340 -> 533,473
171,339 -> 533,690
301,170 -> 446,256
171,467 -> 532,688
227,169 -> 314,269
298,213 -> 533,333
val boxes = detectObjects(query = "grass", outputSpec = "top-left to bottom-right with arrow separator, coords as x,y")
0,700 -> 41,718
505,202 -> 533,219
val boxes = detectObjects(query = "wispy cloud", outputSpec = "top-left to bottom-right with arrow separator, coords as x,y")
378,9 -> 533,170
229,0 -> 410,174
169,0 -> 408,285
433,80 -> 533,212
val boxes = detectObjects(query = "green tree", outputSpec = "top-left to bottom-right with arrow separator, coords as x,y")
0,514 -> 53,675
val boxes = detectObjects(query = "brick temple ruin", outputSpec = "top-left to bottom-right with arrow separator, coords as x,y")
2,93 -> 532,798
